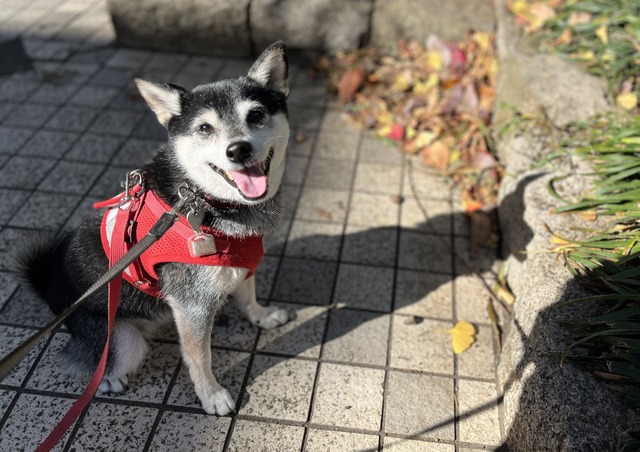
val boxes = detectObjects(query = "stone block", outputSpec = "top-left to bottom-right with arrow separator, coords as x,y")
250,0 -> 372,54
107,0 -> 252,57
370,0 -> 495,50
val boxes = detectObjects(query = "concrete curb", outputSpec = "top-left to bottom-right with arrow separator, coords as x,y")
493,0 -> 634,449
106,0 -> 495,56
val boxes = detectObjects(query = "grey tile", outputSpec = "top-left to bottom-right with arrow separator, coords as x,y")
390,315 -> 453,374
359,134 -> 404,164
89,109 -> 144,136
287,83 -> 327,107
255,254 -> 279,299
454,236 -> 498,276
0,126 -> 33,153
0,394 -> 75,451
341,224 -> 397,267
9,192 -> 81,229
239,355 -> 316,421
305,429 -> 379,452
0,325 -> 47,386
70,403 -> 157,450
281,182 -> 302,220
3,103 -> 58,127
0,188 -> 30,224
116,341 -> 181,403
211,303 -> 259,351
458,325 -> 497,380
323,308 -> 390,365
295,187 -> 349,223
320,108 -> 353,131
257,302 -> 327,358
353,161 -> 402,194
398,231 -> 452,273
20,130 -> 78,158
385,371 -> 455,441
0,155 -> 57,189
90,165 -> 127,198
314,130 -> 360,160
167,349 -> 250,409
383,438 -> 455,451
333,263 -> 394,311
394,270 -> 453,319
28,83 -> 79,105
45,105 -> 99,132
0,389 -> 16,419
347,192 -> 399,227
311,362 -> 384,430
132,113 -> 167,140
454,274 -> 497,325
66,133 -> 122,162
0,228 -> 51,272
287,129 -> 316,157
68,85 -> 118,108
111,138 -> 160,167
285,220 -> 343,261
38,161 -> 104,194
149,412 -> 230,451
0,80 -> 40,102
0,101 -> 19,121
272,257 -> 337,305
0,271 -> 20,311
227,419 -> 305,452
89,67 -> 134,87
306,157 -> 355,189
105,48 -> 153,69
283,154 -> 309,185
403,158 -> 453,200
401,197 -> 452,235
263,217 -> 289,256
182,55 -> 226,76
146,52 -> 190,70
26,333 -> 88,394
0,284 -> 56,327
457,379 -> 502,446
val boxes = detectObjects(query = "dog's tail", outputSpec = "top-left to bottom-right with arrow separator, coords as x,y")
15,232 -> 73,313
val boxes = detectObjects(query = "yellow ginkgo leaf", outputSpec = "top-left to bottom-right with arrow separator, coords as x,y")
449,321 -> 476,354
617,92 -> 638,112
595,24 -> 608,44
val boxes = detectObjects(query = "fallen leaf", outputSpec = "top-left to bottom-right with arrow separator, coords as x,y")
616,92 -> 638,111
525,2 -> 556,33
337,68 -> 366,102
405,130 -> 437,154
552,27 -> 573,46
449,321 -> 477,354
422,137 -> 452,170
388,123 -> 405,141
295,132 -> 307,143
579,210 -> 598,221
595,24 -> 608,44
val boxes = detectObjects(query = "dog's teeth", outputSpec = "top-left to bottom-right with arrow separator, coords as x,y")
225,171 -> 234,181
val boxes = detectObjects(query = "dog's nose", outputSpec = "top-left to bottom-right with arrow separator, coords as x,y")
226,141 -> 252,163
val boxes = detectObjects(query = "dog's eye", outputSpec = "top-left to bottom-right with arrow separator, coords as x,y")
197,123 -> 214,135
247,108 -> 267,125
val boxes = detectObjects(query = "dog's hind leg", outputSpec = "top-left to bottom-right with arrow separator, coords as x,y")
231,275 -> 288,329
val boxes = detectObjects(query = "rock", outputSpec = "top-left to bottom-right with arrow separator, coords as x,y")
107,0 -> 252,57
250,0 -> 372,54
370,0 -> 495,50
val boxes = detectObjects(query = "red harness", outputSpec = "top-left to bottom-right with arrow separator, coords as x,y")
96,189 -> 264,297
36,186 -> 265,451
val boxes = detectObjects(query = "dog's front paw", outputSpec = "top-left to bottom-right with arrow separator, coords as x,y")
253,306 -> 289,329
97,375 -> 129,395
200,385 -> 236,416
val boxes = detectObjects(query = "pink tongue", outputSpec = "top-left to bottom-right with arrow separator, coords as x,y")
230,165 -> 268,199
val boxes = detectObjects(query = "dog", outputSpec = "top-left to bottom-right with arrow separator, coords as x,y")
19,42 -> 291,416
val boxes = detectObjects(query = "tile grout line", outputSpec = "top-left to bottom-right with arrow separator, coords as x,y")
221,91 -> 328,452
298,121 -> 366,452
377,147 -> 407,451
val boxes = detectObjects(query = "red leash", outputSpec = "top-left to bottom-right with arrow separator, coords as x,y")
36,203 -> 131,451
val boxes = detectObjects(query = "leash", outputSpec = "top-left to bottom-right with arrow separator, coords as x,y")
0,173 -> 195,451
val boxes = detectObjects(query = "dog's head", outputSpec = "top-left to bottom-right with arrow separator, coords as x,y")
136,42 -> 290,205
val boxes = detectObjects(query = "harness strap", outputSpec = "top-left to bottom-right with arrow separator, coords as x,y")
36,204 -> 131,452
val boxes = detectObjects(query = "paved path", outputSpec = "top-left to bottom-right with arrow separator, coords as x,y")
0,0 -> 502,450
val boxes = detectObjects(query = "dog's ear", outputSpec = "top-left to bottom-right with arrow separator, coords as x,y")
135,79 -> 187,127
247,41 -> 289,97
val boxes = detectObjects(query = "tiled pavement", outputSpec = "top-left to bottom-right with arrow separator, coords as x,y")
0,0 -> 503,450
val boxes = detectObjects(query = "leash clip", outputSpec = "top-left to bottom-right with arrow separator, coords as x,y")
119,169 -> 146,208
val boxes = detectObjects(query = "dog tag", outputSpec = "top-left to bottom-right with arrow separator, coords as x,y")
186,209 -> 206,233
188,232 -> 217,257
